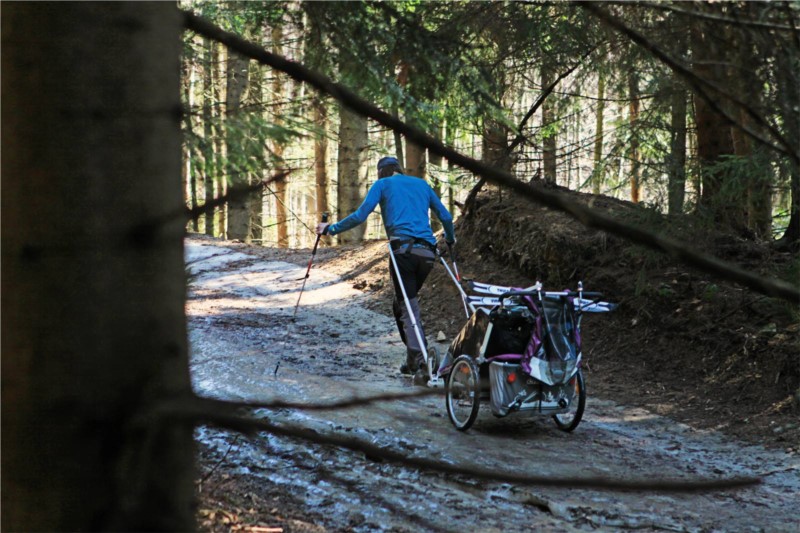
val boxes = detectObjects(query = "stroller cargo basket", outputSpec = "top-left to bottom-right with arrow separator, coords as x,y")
489,361 -> 576,417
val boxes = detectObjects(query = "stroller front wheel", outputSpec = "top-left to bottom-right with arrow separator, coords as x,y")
445,355 -> 480,431
553,369 -> 586,432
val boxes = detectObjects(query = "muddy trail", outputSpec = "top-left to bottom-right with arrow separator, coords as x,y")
187,235 -> 799,533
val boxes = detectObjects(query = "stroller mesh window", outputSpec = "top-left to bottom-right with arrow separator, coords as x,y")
543,299 -> 577,362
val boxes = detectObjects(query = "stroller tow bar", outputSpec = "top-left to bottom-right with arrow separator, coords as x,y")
388,243 -> 443,388
438,254 -> 472,318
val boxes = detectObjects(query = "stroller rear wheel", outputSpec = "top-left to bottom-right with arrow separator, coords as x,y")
553,369 -> 586,432
445,355 -> 480,431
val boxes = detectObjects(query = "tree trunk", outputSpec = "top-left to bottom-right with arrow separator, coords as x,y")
2,4 -> 194,530
214,44 -> 227,238
730,27 -> 771,238
202,37 -> 216,236
306,12 -> 331,244
668,79 -> 687,215
779,171 -> 800,246
445,118 -> 457,214
592,67 -> 606,195
483,117 -> 512,172
541,61 -> 557,185
314,100 -> 330,235
429,123 -> 444,168
269,25 -> 290,248
247,59 -> 264,244
183,58 -> 200,232
337,105 -> 369,244
629,70 -> 640,204
225,50 -> 251,242
666,29 -> 688,215
394,60 -> 409,169
401,59 -> 430,179
405,140 -> 427,178
775,33 -> 800,246
691,25 -> 738,225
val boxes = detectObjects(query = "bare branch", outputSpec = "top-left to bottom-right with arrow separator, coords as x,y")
507,46 -> 598,154
182,10 -> 799,304
196,388 -> 441,412
160,394 -> 761,493
128,171 -> 290,246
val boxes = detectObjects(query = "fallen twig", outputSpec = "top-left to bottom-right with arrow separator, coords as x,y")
160,394 -> 762,493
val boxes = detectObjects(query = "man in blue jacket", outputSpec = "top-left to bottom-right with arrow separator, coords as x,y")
317,156 -> 456,384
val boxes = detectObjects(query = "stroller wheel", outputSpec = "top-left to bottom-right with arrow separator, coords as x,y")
553,369 -> 586,432
445,355 -> 480,431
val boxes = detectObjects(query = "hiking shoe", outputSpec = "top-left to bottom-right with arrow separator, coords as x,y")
412,365 -> 429,387
399,363 -> 416,375
401,349 -> 423,375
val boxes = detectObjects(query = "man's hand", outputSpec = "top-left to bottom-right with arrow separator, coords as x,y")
316,223 -> 330,235
437,238 -> 455,257
446,239 -> 457,260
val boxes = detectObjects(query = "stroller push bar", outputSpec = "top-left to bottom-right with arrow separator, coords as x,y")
438,255 -> 473,318
388,243 -> 443,388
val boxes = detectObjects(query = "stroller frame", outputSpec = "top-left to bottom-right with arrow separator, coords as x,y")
436,254 -> 614,432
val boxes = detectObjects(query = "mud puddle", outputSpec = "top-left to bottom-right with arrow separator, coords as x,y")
186,237 -> 799,532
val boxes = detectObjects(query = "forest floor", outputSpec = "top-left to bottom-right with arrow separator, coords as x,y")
190,186 -> 799,532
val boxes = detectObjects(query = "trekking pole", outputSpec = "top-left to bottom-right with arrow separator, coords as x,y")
292,212 -> 329,321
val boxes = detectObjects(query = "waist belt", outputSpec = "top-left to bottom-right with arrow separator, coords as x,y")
390,238 -> 436,255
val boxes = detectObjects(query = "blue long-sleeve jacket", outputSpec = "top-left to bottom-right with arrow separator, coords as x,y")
328,174 -> 455,246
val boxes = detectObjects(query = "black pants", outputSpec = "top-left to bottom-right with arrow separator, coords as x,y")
389,245 -> 435,362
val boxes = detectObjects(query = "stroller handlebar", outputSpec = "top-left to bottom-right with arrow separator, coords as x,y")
499,289 -> 604,304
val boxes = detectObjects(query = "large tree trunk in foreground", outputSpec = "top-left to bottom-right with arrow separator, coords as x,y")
2,4 -> 195,530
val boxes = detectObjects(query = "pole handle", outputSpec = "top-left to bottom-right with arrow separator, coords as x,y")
321,212 -> 329,223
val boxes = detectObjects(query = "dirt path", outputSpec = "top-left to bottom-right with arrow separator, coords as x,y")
186,237 -> 799,532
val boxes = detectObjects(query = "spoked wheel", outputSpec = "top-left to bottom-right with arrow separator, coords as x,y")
445,355 -> 480,431
553,369 -> 586,432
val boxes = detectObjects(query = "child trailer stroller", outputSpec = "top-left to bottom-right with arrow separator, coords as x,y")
436,257 -> 616,431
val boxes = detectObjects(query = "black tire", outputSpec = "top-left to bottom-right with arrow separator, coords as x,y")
553,369 -> 586,432
445,355 -> 480,431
